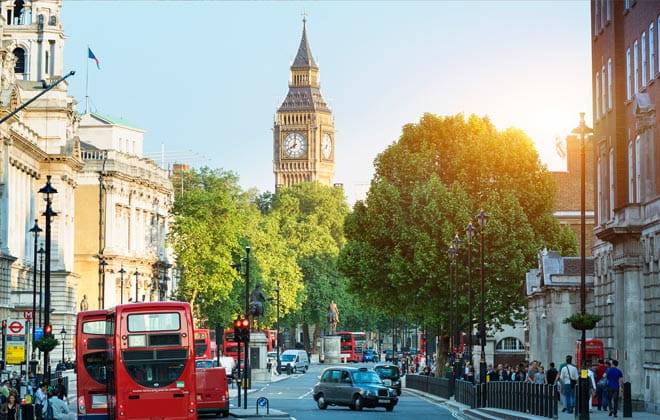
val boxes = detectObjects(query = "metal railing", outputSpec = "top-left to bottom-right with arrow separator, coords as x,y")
406,375 -> 558,419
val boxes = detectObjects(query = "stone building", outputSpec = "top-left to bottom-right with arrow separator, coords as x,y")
591,0 -> 660,410
526,250 -> 594,368
74,112 -> 173,310
0,0 -> 80,362
273,19 -> 335,188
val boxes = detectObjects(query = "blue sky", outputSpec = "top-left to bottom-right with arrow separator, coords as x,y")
61,1 -> 592,202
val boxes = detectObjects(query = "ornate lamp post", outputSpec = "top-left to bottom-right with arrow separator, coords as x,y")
29,220 -> 42,344
476,209 -> 488,385
447,243 -> 456,376
99,259 -> 108,309
60,327 -> 67,363
37,246 -> 45,328
134,269 -> 140,302
465,222 -> 476,378
119,267 -> 126,304
451,233 -> 462,359
572,112 -> 593,420
38,175 -> 57,382
274,281 -> 281,373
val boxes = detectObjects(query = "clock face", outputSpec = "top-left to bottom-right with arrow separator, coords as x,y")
283,133 -> 307,158
322,133 -> 333,159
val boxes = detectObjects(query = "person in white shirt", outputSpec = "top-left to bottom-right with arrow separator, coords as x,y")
560,355 -> 579,414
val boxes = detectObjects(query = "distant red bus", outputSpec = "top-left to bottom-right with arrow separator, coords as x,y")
223,329 -> 275,362
106,302 -> 196,420
194,329 -> 218,360
576,339 -> 605,368
337,331 -> 367,362
76,309 -> 110,420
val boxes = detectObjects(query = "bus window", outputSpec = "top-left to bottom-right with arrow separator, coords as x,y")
128,313 -> 180,332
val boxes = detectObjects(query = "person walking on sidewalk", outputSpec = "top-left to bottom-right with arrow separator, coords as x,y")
594,359 -> 609,411
560,355 -> 579,414
605,360 -> 624,417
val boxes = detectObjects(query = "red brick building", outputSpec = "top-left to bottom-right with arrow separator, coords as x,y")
591,0 -> 660,411
551,134 -> 595,256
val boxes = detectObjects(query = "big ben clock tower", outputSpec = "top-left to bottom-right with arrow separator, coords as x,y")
274,18 -> 335,188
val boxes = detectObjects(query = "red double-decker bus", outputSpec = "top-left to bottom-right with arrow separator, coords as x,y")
76,309 -> 110,420
106,302 -> 196,420
194,329 -> 218,360
337,331 -> 367,362
223,329 -> 275,362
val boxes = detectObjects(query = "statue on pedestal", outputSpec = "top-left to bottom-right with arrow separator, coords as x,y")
248,283 -> 266,329
327,300 -> 339,335
80,294 -> 89,311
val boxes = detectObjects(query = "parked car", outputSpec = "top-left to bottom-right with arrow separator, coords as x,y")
313,367 -> 398,411
361,349 -> 379,363
374,363 -> 402,396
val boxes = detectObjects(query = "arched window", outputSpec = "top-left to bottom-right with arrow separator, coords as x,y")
13,48 -> 25,73
495,337 -> 524,352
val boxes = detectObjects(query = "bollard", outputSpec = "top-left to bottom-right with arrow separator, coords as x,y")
286,364 -> 292,375
623,382 -> 632,418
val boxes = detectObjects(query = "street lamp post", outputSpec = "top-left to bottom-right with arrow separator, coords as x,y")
274,281 -> 281,373
572,112 -> 593,420
29,220 -> 42,346
451,233 -> 462,362
465,222 -> 476,380
447,243 -> 456,379
60,327 -> 67,363
476,210 -> 488,385
99,259 -> 108,309
37,246 -> 44,328
243,246 -> 250,410
38,175 -> 57,382
134,269 -> 140,302
119,267 -> 126,305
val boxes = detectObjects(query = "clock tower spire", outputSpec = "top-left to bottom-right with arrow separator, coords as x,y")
273,18 -> 335,189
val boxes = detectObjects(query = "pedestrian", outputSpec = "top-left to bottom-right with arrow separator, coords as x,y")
511,363 -> 526,381
535,366 -> 546,384
0,381 -> 9,405
546,362 -> 559,385
35,383 -> 47,420
586,361 -> 597,412
54,378 -> 67,402
526,360 -> 539,383
559,355 -> 579,414
44,391 -> 75,420
605,359 -> 624,417
594,359 -> 609,411
488,364 -> 509,382
0,393 -> 18,420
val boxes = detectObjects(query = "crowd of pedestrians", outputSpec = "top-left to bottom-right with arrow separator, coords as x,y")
0,372 -> 73,420
483,355 -> 625,417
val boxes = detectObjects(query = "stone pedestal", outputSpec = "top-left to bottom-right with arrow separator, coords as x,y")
248,332 -> 269,382
323,335 -> 341,364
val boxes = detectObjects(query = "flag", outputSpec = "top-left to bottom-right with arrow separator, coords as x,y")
88,48 -> 100,69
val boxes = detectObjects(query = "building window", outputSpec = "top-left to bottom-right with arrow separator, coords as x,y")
607,58 -> 613,111
12,48 -> 25,73
650,24 -> 656,79
600,0 -> 606,29
642,32 -> 648,86
629,141 -> 635,202
601,65 -> 607,114
594,1 -> 600,34
606,0 -> 611,22
495,337 -> 525,352
634,40 -> 639,93
627,48 -> 632,100
609,148 -> 615,219
596,72 -> 601,119
636,135 -> 641,201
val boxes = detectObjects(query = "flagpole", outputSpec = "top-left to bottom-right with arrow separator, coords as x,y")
85,45 -> 89,114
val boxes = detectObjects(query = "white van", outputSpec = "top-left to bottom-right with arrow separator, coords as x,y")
280,349 -> 309,373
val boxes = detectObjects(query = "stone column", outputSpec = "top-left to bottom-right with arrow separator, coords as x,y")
248,332 -> 269,382
323,335 -> 341,364
623,264 -> 644,402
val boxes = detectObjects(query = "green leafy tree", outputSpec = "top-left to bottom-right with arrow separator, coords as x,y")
339,113 -> 577,339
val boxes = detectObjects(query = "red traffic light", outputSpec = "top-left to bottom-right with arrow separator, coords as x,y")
233,319 -> 241,328
241,319 -> 250,328
45,325 -> 52,336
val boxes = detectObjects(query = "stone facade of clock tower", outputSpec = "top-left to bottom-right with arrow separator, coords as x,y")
273,20 -> 335,188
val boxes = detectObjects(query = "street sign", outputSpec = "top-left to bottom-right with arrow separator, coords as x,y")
7,320 -> 24,335
34,327 -> 43,341
23,311 -> 33,321
6,319 -> 26,365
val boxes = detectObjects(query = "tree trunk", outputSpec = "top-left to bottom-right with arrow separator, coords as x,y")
311,324 -> 321,354
302,323 -> 311,353
435,335 -> 450,377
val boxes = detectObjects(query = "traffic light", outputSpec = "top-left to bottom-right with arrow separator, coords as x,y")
239,319 -> 250,343
233,319 -> 241,342
44,324 -> 53,338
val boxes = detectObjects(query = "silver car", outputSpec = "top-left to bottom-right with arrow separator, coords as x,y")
312,367 -> 398,411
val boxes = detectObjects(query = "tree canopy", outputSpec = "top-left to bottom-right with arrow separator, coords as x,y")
338,113 -> 577,331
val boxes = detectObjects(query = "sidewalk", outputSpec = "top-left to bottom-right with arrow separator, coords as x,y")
405,384 -> 660,420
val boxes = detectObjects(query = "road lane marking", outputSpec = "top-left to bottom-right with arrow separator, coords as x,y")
298,389 -> 312,399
